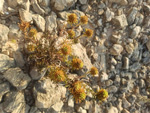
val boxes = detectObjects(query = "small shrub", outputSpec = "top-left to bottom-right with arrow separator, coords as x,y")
19,13 -> 108,103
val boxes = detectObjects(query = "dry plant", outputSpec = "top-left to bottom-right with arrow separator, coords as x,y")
19,13 -> 108,103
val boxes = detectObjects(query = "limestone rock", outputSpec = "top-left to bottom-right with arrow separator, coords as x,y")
125,43 -> 135,54
112,14 -> 128,28
2,91 -> 25,112
0,24 -> 9,47
109,0 -> 128,5
143,3 -> 150,14
71,43 -> 93,71
33,79 -> 66,108
38,0 -> 50,7
19,9 -> 32,22
146,39 -> 150,52
108,85 -> 118,93
130,26 -> 141,38
107,106 -> 118,113
110,44 -> 123,56
100,72 -> 108,82
32,14 -> 45,32
30,67 -> 47,80
45,12 -> 57,32
0,54 -> 15,73
122,98 -> 131,108
7,0 -> 18,8
3,68 -> 31,90
31,0 -> 45,15
79,0 -> 87,5
52,0 -> 77,11
0,0 -> 4,13
8,24 -> 21,39
130,62 -> 141,72
50,101 -> 64,113
13,51 -> 25,68
105,8 -> 114,22
127,7 -> 138,25
0,82 -> 10,102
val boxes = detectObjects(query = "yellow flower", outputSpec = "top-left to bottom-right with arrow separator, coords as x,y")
61,44 -> 72,56
50,69 -> 66,82
71,58 -> 83,70
67,29 -> 75,38
90,67 -> 98,76
67,13 -> 78,24
80,15 -> 88,24
27,44 -> 35,52
84,29 -> 93,38
96,89 -> 108,101
28,28 -> 37,37
73,81 -> 82,92
74,88 -> 86,103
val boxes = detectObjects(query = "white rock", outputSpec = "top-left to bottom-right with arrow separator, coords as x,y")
110,44 -> 123,56
79,0 -> 87,4
109,0 -> 128,5
13,51 -> 25,68
68,96 -> 74,108
78,107 -> 87,113
0,82 -> 10,102
34,79 -> 66,108
38,0 -> 50,7
2,91 -> 25,113
105,8 -> 114,22
0,24 -> 9,47
19,9 -> 32,22
30,67 -> 47,80
52,0 -> 77,11
112,14 -> 128,28
100,72 -> 108,82
45,12 -> 57,32
0,0 -> 4,13
3,68 -> 31,90
32,14 -> 45,32
31,0 -> 45,15
7,0 -> 18,8
122,98 -> 131,108
146,39 -> 150,52
107,106 -> 118,113
130,26 -> 141,38
0,54 -> 15,73
127,7 -> 138,25
51,101 -> 64,112
8,24 -> 21,39
125,43 -> 134,54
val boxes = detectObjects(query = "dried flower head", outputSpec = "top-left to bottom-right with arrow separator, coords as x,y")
73,81 -> 82,92
28,28 -> 37,37
80,15 -> 88,24
96,89 -> 108,101
61,44 -> 72,56
71,58 -> 83,70
67,13 -> 78,24
67,29 -> 75,38
27,44 -> 36,52
50,69 -> 66,82
84,29 -> 93,38
90,67 -> 98,76
74,88 -> 86,103
18,20 -> 30,31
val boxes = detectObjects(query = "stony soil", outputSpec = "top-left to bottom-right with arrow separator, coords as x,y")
0,0 -> 150,113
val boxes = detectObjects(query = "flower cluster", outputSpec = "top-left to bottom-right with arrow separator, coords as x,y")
19,13 -> 108,104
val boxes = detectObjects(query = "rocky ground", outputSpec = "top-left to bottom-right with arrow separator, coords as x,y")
0,0 -> 150,113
